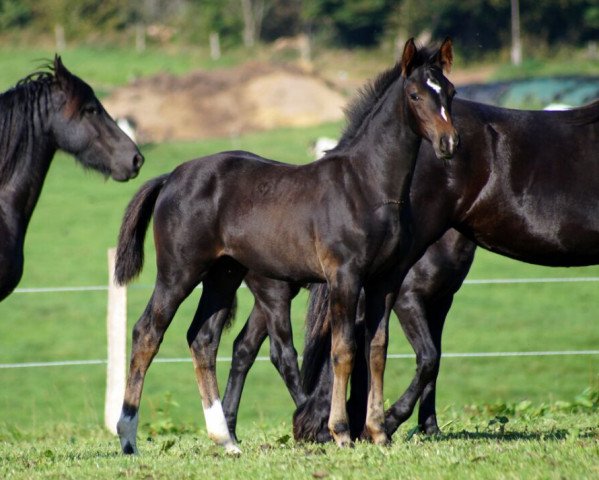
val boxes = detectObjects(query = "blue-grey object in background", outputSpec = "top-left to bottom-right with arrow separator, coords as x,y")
458,77 -> 599,109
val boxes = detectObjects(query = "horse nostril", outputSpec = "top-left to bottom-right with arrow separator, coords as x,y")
133,153 -> 144,170
453,134 -> 460,150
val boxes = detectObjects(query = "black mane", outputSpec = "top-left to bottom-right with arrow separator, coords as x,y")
334,44 -> 442,150
0,64 -> 56,185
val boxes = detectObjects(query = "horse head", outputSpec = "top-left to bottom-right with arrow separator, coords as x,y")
401,38 -> 459,160
49,56 -> 143,181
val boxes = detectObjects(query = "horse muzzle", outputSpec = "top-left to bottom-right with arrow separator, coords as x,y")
436,132 -> 460,160
112,152 -> 145,181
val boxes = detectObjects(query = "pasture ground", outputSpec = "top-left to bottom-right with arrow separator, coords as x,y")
0,48 -> 597,478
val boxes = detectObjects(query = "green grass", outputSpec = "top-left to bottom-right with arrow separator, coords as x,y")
0,411 -> 597,479
0,44 -> 249,93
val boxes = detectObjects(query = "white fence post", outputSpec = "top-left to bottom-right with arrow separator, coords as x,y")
104,248 -> 127,435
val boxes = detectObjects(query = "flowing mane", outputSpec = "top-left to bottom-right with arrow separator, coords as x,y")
0,64 -> 56,185
334,44 -> 443,151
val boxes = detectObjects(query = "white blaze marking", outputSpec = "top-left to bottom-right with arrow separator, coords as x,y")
426,78 -> 442,94
441,106 -> 448,122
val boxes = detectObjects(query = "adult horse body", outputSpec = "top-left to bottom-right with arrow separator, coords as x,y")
114,39 -> 458,454
0,57 -> 143,301
294,95 -> 599,440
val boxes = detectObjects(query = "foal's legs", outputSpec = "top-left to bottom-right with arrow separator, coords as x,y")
222,275 -> 304,440
186,258 -> 247,453
360,278 -> 401,445
327,273 -> 361,447
117,279 -> 198,454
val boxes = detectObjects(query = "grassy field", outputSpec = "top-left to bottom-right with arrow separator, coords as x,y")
0,48 -> 597,478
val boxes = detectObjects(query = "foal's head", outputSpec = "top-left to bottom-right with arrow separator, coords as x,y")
48,56 -> 143,181
401,38 -> 459,160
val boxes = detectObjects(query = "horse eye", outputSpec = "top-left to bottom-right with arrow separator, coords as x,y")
83,105 -> 99,115
409,93 -> 420,101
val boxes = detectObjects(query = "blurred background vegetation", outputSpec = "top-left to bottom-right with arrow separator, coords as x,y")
1,0 -> 597,60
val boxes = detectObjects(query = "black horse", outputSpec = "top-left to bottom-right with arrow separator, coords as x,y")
114,38 -> 458,454
0,56 -> 143,301
293,95 -> 599,441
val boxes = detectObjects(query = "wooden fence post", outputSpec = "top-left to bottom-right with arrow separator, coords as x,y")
104,248 -> 127,435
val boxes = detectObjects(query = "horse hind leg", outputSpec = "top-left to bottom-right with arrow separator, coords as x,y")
222,307 -> 269,441
187,258 -> 247,454
117,279 -> 198,454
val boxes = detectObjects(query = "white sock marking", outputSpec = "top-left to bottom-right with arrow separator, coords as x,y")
426,78 -> 442,94
203,399 -> 237,448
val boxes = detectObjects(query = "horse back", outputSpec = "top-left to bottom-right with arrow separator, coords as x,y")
153,151 -> 399,282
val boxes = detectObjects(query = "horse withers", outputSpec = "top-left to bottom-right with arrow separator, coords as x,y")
114,38 -> 458,454
0,56 -> 143,301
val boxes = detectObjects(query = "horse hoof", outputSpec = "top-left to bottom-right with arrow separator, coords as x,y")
333,432 -> 353,448
224,443 -> 242,455
121,441 -> 138,455
372,432 -> 390,446
423,425 -> 441,436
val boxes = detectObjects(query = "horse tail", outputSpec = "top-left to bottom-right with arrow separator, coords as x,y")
115,174 -> 170,285
293,283 -> 333,442
300,283 -> 331,394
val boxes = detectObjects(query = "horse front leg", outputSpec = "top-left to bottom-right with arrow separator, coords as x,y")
361,279 -> 400,445
187,259 -> 247,454
416,297 -> 451,434
384,295 -> 438,437
327,274 -> 360,447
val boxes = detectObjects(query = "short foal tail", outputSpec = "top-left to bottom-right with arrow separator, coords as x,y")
115,174 -> 170,285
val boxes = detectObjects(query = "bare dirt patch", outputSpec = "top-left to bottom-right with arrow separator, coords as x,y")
103,62 -> 346,143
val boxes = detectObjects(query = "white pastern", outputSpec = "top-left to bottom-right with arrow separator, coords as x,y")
441,106 -> 448,122
426,78 -> 442,94
203,399 -> 241,454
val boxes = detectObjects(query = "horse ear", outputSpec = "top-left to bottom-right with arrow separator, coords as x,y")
434,37 -> 453,73
53,54 -> 72,89
401,38 -> 418,77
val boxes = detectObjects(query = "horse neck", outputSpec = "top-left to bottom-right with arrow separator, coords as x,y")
345,80 -> 422,203
0,87 -> 57,226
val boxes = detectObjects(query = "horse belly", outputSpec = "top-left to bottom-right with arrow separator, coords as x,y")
221,212 -> 323,282
468,215 -> 599,267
